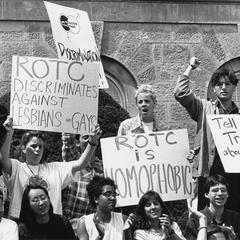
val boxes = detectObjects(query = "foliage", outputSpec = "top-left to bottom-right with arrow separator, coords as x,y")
0,90 -> 130,161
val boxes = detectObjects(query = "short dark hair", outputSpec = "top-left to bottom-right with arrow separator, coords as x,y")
207,224 -> 236,240
211,68 -> 238,87
21,131 -> 47,163
19,184 -> 53,225
135,191 -> 172,230
87,176 -> 116,208
203,174 -> 229,194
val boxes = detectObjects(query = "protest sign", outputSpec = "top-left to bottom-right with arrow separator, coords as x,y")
44,1 -> 108,89
207,114 -> 240,172
100,129 -> 193,206
11,55 -> 100,135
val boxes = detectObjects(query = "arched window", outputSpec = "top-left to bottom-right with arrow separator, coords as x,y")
101,56 -> 138,116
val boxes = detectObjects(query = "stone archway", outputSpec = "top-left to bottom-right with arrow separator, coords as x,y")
101,55 -> 138,117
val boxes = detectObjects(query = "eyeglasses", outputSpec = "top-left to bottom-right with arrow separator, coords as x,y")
210,188 -> 228,195
101,191 -> 119,198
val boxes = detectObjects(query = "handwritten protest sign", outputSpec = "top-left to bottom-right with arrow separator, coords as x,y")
101,129 -> 193,206
44,1 -> 108,89
11,55 -> 100,135
207,114 -> 240,172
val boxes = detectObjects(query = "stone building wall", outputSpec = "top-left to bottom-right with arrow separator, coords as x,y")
1,1 -> 240,147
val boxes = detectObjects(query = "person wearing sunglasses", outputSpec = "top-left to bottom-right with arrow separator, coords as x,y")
76,175 -> 132,240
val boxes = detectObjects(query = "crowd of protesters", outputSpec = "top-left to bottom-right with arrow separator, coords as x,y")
0,56 -> 239,240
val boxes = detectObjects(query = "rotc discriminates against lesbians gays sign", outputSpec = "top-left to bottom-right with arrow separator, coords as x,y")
101,129 -> 193,206
11,55 -> 100,135
44,1 -> 109,89
207,114 -> 240,173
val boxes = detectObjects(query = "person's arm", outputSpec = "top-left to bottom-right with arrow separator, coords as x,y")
188,199 -> 208,240
174,57 -> 203,122
159,214 -> 185,240
117,121 -> 127,136
166,222 -> 186,240
196,219 -> 207,240
76,219 -> 89,240
0,116 -> 13,175
123,214 -> 135,240
133,230 -> 145,240
71,124 -> 102,175
4,220 -> 19,240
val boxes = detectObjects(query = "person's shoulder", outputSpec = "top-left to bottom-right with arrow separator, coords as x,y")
10,158 -> 22,165
42,161 -> 70,169
134,229 -> 147,238
120,116 -> 138,125
119,116 -> 141,130
1,217 -> 18,226
122,213 -> 127,222
224,208 -> 240,218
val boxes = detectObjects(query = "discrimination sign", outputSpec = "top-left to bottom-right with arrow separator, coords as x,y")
101,129 -> 193,206
207,114 -> 240,172
11,55 -> 100,135
44,1 -> 108,89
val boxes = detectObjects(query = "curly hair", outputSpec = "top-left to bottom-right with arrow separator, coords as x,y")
134,84 -> 157,105
87,175 -> 117,208
135,190 -> 172,230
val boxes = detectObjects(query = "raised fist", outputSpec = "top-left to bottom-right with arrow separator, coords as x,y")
189,57 -> 200,70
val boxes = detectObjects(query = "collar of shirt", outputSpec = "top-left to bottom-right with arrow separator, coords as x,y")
130,115 -> 160,133
215,99 -> 239,114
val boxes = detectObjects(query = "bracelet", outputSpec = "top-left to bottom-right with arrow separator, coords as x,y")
198,226 -> 208,231
88,140 -> 97,146
168,228 -> 175,235
190,64 -> 195,70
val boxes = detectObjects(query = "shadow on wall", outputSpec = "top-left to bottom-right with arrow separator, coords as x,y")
0,90 -> 130,161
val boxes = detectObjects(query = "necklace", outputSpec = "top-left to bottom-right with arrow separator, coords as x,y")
26,163 -> 49,190
26,163 -> 40,176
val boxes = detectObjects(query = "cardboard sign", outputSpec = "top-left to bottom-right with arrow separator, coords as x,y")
11,55 -> 100,135
44,1 -> 108,89
100,129 -> 193,206
207,114 -> 240,172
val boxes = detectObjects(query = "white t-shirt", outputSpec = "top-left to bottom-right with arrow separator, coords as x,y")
0,217 -> 18,240
134,222 -> 186,240
3,159 -> 74,218
142,121 -> 153,133
83,212 -> 124,240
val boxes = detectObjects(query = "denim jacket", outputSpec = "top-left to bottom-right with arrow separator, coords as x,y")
117,115 -> 160,136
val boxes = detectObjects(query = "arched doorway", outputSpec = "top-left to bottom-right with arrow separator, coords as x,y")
101,56 -> 138,117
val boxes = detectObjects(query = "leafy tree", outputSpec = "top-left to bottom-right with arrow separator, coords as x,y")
0,89 -> 130,161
